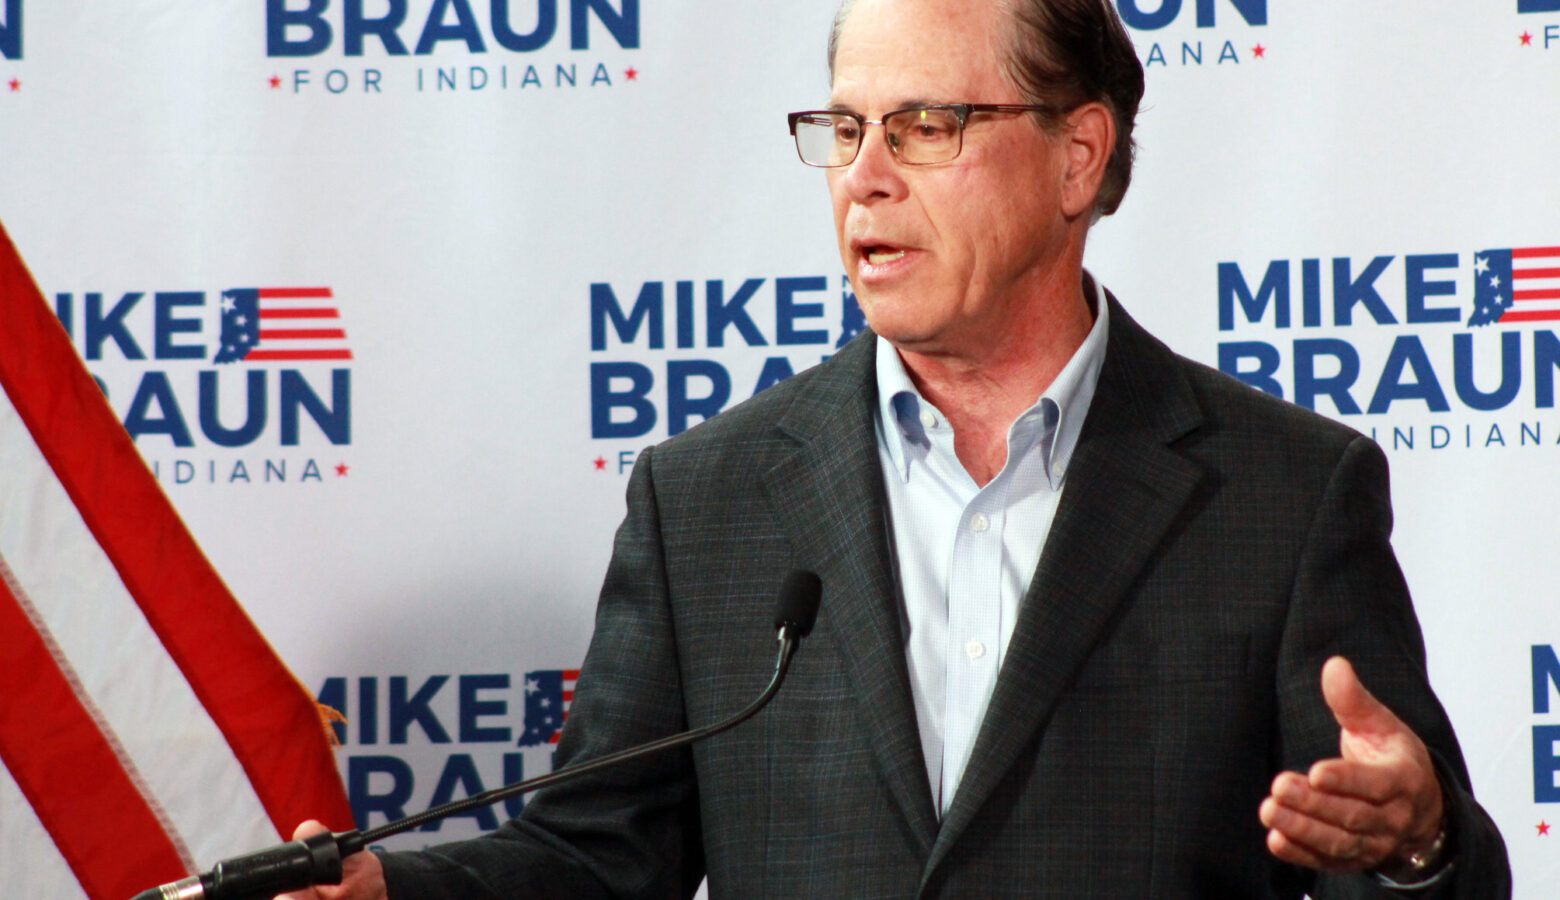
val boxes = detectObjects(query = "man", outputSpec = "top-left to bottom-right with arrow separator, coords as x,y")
286,0 -> 1509,896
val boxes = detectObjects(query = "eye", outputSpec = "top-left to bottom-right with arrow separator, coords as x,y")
833,119 -> 861,143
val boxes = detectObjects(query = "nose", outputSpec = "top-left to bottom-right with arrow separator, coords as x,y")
836,121 -> 906,205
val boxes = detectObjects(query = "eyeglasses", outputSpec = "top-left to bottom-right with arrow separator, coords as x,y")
786,103 -> 1050,168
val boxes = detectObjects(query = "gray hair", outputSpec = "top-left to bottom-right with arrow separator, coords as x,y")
827,0 -> 1144,216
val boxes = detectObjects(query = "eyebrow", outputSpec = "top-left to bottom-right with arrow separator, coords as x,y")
824,98 -> 945,115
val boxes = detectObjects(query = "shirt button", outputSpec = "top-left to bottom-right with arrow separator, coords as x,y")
965,640 -> 986,660
919,410 -> 937,429
970,513 -> 989,533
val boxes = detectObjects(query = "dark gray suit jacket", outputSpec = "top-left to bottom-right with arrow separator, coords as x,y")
381,297 -> 1509,898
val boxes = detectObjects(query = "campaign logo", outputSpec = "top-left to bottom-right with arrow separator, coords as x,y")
1217,244 -> 1560,453
1518,0 -> 1560,49
318,667 -> 579,839
263,0 -> 641,96
54,283 -> 354,486
1531,644 -> 1560,845
1115,0 -> 1269,69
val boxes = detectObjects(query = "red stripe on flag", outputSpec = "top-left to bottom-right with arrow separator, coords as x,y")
1514,290 -> 1560,301
246,350 -> 355,361
0,566 -> 193,900
259,308 -> 340,319
258,287 -> 334,299
1500,310 -> 1560,323
1513,267 -> 1560,279
1512,247 -> 1560,259
259,329 -> 347,340
0,226 -> 354,839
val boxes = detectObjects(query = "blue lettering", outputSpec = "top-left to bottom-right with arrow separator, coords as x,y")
265,459 -> 287,482
493,0 -> 555,51
420,754 -> 498,831
1333,256 -> 1399,326
1217,40 -> 1238,63
125,373 -> 194,447
667,359 -> 730,435
705,279 -> 767,347
360,676 -> 378,744
280,369 -> 351,445
503,753 -> 526,817
1453,332 -> 1521,411
154,291 -> 205,360
1536,725 -> 1560,803
54,293 -> 72,337
1536,330 -> 1560,408
590,281 -> 663,350
1535,645 -> 1560,713
85,292 -> 146,360
416,0 -> 485,53
775,276 -> 828,345
570,0 -> 638,49
590,361 -> 655,438
389,675 -> 451,744
1217,341 -> 1283,398
1367,335 -> 1449,414
345,0 -> 409,55
1302,259 -> 1322,327
1219,261 -> 1289,330
0,0 -> 20,60
1293,339 -> 1362,415
198,370 -> 267,447
1117,0 -> 1180,30
268,0 -> 332,57
348,755 -> 414,828
1404,254 -> 1460,324
1519,0 -> 1560,11
1196,0 -> 1266,26
752,356 -> 796,395
459,674 -> 512,743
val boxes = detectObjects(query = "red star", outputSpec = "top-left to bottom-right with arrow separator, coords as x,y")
624,67 -> 638,82
7,78 -> 18,92
593,456 -> 607,471
335,462 -> 349,477
1251,44 -> 1266,59
1521,31 -> 1533,47
269,74 -> 282,89
1540,820 -> 1552,836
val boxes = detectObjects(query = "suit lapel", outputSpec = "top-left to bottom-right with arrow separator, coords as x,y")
924,300 -> 1208,879
760,336 -> 941,856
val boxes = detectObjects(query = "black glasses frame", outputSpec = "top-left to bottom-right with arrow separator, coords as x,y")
786,103 -> 1051,167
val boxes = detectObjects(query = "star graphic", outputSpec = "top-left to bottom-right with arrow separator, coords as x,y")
1521,31 -> 1533,47
1490,275 -> 1501,288
335,462 -> 349,477
625,66 -> 639,81
1474,255 -> 1489,275
526,677 -> 540,694
1540,820 -> 1551,836
7,78 -> 18,92
593,456 -> 607,470
234,314 -> 247,326
221,295 -> 236,312
269,74 -> 282,89
1252,44 -> 1266,59
540,697 -> 552,708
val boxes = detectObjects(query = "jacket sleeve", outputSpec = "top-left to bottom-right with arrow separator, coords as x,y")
1274,436 -> 1510,899
380,445 -> 706,900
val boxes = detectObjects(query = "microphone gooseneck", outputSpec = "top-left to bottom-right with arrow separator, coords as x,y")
127,570 -> 823,900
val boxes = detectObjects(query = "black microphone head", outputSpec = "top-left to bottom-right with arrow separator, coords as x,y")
773,570 -> 822,638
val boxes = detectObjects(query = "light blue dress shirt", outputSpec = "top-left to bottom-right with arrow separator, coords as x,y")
873,278 -> 1110,817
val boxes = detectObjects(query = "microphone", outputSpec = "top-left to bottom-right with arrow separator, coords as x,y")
130,570 -> 823,900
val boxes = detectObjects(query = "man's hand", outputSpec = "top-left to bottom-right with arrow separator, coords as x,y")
1259,656 -> 1446,874
274,821 -> 388,900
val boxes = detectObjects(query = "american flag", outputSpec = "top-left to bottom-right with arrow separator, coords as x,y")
517,669 -> 580,747
213,287 -> 353,363
1467,246 -> 1560,326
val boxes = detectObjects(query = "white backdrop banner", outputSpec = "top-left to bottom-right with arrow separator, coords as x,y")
2,0 -> 1558,895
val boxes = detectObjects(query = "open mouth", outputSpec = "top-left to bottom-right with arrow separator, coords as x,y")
862,246 -> 907,266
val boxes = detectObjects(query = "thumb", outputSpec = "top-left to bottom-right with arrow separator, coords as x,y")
1321,656 -> 1400,737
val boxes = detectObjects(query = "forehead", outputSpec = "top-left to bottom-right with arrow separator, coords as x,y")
830,0 -> 1015,108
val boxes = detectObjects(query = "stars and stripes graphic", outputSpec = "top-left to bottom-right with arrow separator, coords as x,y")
1467,246 -> 1560,326
518,669 -> 580,747
213,287 -> 353,363
0,225 -> 352,900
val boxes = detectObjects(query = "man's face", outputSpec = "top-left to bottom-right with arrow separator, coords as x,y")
827,0 -> 1079,357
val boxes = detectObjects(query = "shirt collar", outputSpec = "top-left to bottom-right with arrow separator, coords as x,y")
874,272 -> 1111,486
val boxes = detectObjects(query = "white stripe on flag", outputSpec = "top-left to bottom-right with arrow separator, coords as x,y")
0,758 -> 90,900
0,392 -> 277,868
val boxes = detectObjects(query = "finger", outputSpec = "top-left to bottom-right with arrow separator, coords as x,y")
1321,656 -> 1403,738
1308,758 -> 1402,804
1269,774 -> 1414,838
290,819 -> 328,840
1260,796 -> 1393,871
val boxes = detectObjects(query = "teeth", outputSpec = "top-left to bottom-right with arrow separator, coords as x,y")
866,248 -> 906,265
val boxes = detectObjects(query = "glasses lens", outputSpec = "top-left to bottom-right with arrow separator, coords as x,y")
794,113 -> 860,167
884,107 -> 962,164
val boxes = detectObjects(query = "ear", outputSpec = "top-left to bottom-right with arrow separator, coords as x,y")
1059,102 -> 1115,218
